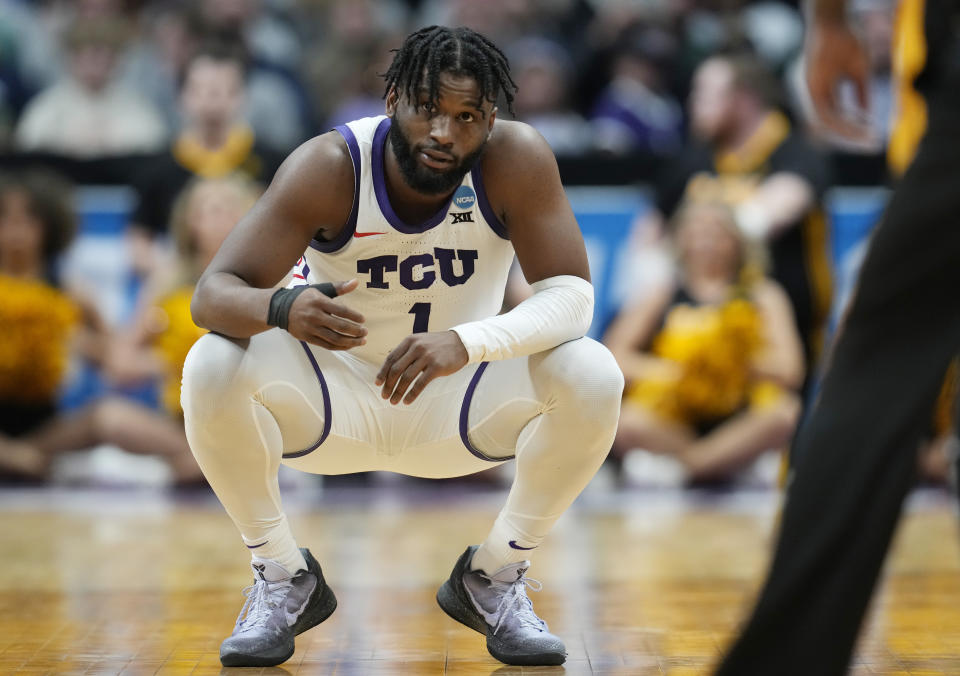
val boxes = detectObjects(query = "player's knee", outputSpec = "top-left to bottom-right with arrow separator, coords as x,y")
181,333 -> 249,418
537,337 -> 624,422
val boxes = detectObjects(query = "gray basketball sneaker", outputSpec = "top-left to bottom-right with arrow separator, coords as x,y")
219,548 -> 337,667
437,545 -> 567,665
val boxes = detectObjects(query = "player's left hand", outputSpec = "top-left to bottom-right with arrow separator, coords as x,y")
376,331 -> 470,405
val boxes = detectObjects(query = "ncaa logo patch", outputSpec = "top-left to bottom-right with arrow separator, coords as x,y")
452,185 -> 476,210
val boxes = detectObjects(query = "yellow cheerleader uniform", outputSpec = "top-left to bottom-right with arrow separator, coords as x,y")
0,274 -> 79,435
626,285 -> 785,432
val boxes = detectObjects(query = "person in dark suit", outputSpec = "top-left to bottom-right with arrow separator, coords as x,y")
715,1 -> 960,674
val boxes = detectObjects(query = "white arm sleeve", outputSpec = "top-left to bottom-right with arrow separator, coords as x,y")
450,274 -> 594,363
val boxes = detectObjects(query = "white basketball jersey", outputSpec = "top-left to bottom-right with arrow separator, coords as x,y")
293,116 -> 515,364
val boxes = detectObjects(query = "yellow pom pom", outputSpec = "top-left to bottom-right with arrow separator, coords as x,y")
0,274 -> 80,403
644,297 -> 765,424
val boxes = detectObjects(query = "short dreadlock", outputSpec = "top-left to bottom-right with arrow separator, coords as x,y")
382,26 -> 517,115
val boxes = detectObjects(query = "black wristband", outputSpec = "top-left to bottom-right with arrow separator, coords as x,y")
266,283 -> 338,330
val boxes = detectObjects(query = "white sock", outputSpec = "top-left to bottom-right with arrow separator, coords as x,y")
242,515 -> 306,576
251,556 -> 296,582
471,512 -> 550,574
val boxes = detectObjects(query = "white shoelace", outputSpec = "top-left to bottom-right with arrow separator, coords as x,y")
483,573 -> 547,635
234,578 -> 294,631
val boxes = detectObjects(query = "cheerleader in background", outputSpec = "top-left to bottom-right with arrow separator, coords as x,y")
0,174 -> 261,484
0,170 -> 109,478
604,200 -> 805,482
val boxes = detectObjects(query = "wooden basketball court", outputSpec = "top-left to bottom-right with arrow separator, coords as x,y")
3,480 -> 960,675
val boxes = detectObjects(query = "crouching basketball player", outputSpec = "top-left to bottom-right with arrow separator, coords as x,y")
181,26 -> 623,667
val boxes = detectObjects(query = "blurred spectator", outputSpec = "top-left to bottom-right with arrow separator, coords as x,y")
605,201 -> 804,482
674,1 -> 799,74
510,37 -> 593,154
199,0 -> 301,72
239,51 -> 311,152
303,0 -> 408,129
589,24 -> 684,154
0,0 -> 47,147
322,42 -> 395,129
0,0 -> 143,144
14,16 -> 168,157
0,25 -> 23,148
415,0 -> 538,48
130,39 -> 283,253
739,2 -> 804,71
120,2 -> 203,132
0,0 -> 69,96
197,0 -> 311,150
0,174 -> 261,485
650,54 -> 831,380
0,170 -> 109,477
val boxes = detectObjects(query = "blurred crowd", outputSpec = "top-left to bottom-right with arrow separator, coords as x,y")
0,0 -> 895,160
2,0 -> 954,489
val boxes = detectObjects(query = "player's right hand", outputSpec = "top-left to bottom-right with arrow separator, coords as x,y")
805,20 -> 873,143
286,279 -> 367,350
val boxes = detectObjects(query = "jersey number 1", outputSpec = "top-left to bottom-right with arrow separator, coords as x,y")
409,303 -> 431,333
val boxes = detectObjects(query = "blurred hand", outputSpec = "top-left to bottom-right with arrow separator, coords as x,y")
102,338 -> 164,386
376,331 -> 470,405
805,21 -> 873,142
287,279 -> 367,350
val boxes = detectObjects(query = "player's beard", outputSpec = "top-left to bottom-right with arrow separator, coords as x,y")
388,116 -> 485,195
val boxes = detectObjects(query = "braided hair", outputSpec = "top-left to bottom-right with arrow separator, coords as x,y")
382,26 -> 517,114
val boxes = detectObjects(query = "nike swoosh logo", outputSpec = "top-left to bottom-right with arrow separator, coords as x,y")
354,231 -> 387,238
464,584 -> 499,627
284,578 -> 316,626
509,540 -> 536,550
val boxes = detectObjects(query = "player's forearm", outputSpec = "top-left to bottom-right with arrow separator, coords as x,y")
191,271 -> 277,338
451,275 -> 594,362
807,0 -> 848,24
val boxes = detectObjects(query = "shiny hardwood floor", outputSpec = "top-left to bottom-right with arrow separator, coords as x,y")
2,478 -> 960,675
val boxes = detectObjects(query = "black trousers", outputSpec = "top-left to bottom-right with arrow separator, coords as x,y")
714,118 -> 960,676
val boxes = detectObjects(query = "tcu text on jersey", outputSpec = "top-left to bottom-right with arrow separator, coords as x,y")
357,247 -> 479,290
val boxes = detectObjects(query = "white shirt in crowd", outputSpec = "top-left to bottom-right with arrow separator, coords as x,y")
15,79 -> 168,158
